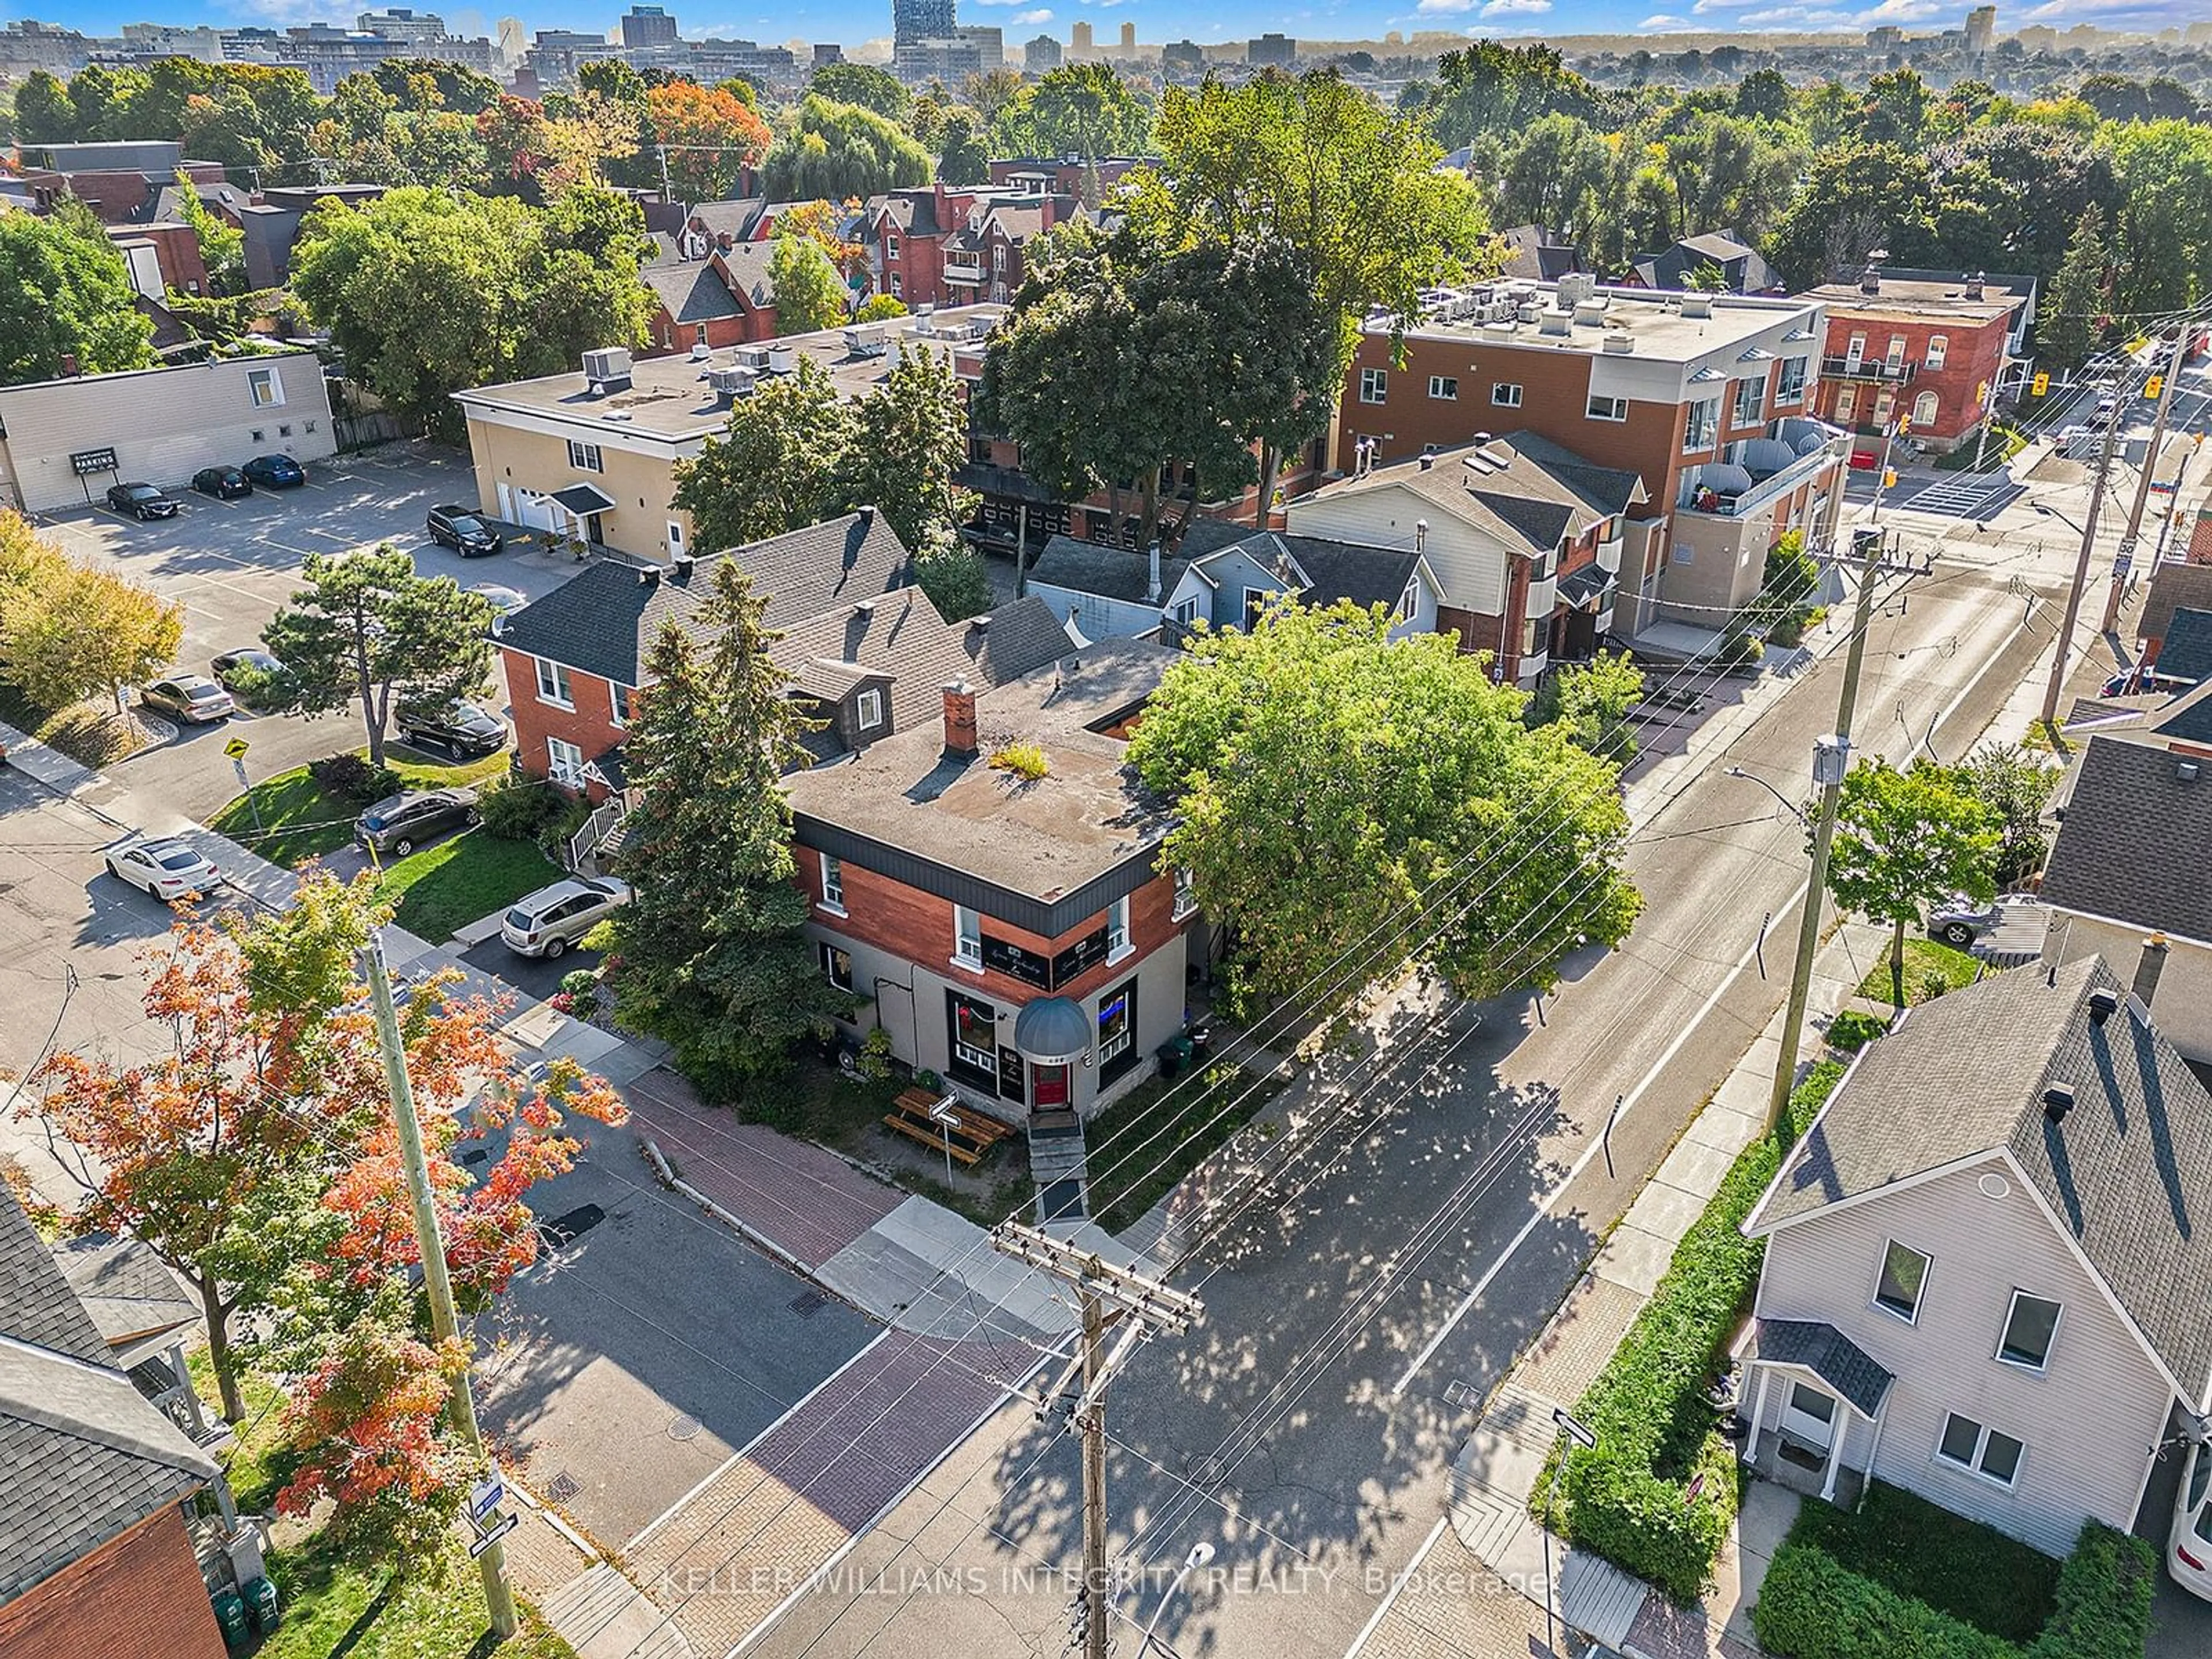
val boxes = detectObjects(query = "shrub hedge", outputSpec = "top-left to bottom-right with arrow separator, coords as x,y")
1790,1480 -> 2058,1643
1554,1059 -> 1848,1603
1754,1522 -> 2156,1659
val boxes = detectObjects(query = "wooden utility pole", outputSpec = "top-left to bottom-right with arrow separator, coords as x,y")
2100,330 -> 2189,632
2041,392 -> 2128,730
993,1222 -> 1203,1659
359,934 -> 519,1640
1766,526 -> 1894,1132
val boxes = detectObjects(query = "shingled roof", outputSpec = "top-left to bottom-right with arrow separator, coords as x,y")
2040,736 -> 2212,944
1748,957 -> 2212,1403
2141,562 -> 2212,649
2154,607 -> 2212,685
1,1188 -> 217,1604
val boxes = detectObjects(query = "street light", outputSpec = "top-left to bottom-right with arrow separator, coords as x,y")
1137,1541 -> 1214,1657
2031,501 -> 2085,536
1723,765 -> 1812,828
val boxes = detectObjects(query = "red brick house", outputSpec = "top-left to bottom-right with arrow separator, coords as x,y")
785,638 -> 1191,1122
1800,266 -> 2034,453
868,182 -> 1080,310
0,1187 -> 228,1659
985,156 -> 1142,196
641,242 -> 778,357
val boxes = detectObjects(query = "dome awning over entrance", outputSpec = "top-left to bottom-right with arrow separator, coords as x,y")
1013,997 -> 1090,1066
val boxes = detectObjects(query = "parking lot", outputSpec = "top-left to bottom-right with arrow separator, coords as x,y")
30,443 -> 582,819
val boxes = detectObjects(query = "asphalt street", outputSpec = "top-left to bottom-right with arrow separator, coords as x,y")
752,558 -> 2061,1659
31,444 -> 575,820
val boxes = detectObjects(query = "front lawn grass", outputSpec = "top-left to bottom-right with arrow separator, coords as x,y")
0,680 -> 156,767
187,1349 -> 296,1511
256,1532 -> 575,1659
1086,1062 -> 1286,1235
1855,936 -> 1980,1007
1787,1480 -> 2060,1646
209,747 -> 514,870
371,828 -> 557,941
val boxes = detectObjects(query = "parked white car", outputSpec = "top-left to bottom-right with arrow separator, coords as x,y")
104,836 -> 224,902
2170,1438 -> 2212,1599
499,876 -> 630,958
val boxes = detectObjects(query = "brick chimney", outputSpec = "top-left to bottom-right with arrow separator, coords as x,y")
2132,933 -> 2169,1011
942,680 -> 978,758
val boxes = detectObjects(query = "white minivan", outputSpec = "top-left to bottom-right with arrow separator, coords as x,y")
2169,1438 -> 2212,1597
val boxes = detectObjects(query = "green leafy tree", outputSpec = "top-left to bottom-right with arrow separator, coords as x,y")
1766,142 -> 1934,288
673,357 -> 853,550
1923,123 -> 2119,284
839,345 -> 988,618
769,230 -> 847,336
1961,741 -> 2058,890
0,205 -> 156,385
762,95 -> 934,202
1532,650 -> 1646,763
1425,40 -> 1600,147
14,70 -> 78,142
289,184 -> 651,438
1825,759 -> 2000,1006
609,561 -> 849,1086
1491,113 -> 1613,245
991,64 -> 1152,161
809,61 -> 911,123
259,547 -> 494,766
853,293 -> 908,322
2040,207 -> 2109,372
937,112 -> 991,185
1,557 -> 182,721
1127,601 -> 1641,1016
1749,530 -> 1821,645
1653,113 -> 1803,244
2106,121 -> 2212,320
1733,69 -> 1793,123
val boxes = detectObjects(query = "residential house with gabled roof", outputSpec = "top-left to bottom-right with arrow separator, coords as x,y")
2154,608 -> 2212,687
1629,230 -> 1780,296
1285,432 -> 1645,686
1022,529 -> 1439,647
2037,734 -> 2212,1063
0,1187 -> 229,1659
2141,562 -> 2212,668
639,241 -> 778,357
493,508 -> 1074,801
1740,955 -> 2212,1558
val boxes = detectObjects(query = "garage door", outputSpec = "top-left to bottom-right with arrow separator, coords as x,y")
512,489 -> 559,532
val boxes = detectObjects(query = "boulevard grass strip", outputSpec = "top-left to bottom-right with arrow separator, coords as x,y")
210,749 -> 514,870
0,681 -> 156,768
1855,937 -> 1980,1007
1086,1063 -> 1287,1236
370,828 -> 558,942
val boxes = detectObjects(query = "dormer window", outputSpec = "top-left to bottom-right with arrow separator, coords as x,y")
856,688 -> 884,730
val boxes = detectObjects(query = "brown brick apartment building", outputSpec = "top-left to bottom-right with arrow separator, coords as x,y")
1800,265 -> 2035,454
1334,277 -> 1847,638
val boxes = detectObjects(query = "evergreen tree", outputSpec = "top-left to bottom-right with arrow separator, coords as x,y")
2041,207 -> 2109,372
609,562 -> 848,1087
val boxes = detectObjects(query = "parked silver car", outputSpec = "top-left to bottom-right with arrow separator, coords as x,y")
499,876 -> 630,958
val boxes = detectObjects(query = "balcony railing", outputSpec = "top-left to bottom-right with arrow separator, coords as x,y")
1676,419 -> 1846,520
1821,355 -> 1919,384
942,254 -> 986,279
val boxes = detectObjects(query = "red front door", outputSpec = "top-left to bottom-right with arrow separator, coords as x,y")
1032,1063 -> 1069,1108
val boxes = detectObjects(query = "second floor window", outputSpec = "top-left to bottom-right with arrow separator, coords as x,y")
954,904 -> 982,968
856,688 -> 884,730
567,440 -> 603,473
820,853 -> 844,911
1429,374 -> 1459,401
1172,866 -> 1196,920
1491,382 -> 1523,408
1776,357 -> 1808,404
1925,334 -> 1948,370
885,233 -> 900,259
1997,1290 -> 2062,1370
1874,1238 -> 1930,1321
248,366 -> 283,407
1732,376 -> 1764,427
1359,368 -> 1388,405
1586,393 -> 1627,422
535,657 -> 573,708
1107,895 -> 1131,959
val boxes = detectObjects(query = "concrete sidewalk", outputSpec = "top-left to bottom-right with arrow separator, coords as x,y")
1359,923 -> 1889,1659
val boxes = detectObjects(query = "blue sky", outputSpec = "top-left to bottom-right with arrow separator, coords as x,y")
36,0 -> 2203,52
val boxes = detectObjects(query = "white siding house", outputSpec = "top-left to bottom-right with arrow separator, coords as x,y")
1740,956 -> 2212,1557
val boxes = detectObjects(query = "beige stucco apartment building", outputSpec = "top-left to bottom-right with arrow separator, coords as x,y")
0,351 -> 335,513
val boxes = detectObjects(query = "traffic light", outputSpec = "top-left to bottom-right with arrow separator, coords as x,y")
1898,414 -> 1912,433
1883,468 -> 1898,488
2147,374 -> 2164,399
2032,371 -> 2050,396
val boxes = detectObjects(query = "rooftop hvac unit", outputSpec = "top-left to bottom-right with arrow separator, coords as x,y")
707,365 -> 756,398
1602,334 -> 1636,354
690,342 -> 712,361
1574,301 -> 1607,327
1537,310 -> 1572,337
843,323 -> 889,357
734,344 -> 771,371
1681,293 -> 1714,320
765,343 -> 797,374
912,302 -> 937,335
582,347 -> 632,385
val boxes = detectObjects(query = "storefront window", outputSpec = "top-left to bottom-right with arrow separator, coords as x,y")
1097,978 -> 1138,1083
946,990 -> 998,1086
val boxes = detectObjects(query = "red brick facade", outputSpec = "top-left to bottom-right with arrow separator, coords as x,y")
499,647 -> 627,803
1814,308 -> 2010,450
112,222 -> 212,297
0,1508 -> 222,1659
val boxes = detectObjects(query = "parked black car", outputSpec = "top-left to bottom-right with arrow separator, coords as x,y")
426,503 -> 503,557
242,454 -> 306,488
354,790 -> 475,858
192,465 -> 252,499
106,482 -> 179,520
210,648 -> 286,704
395,699 -> 507,759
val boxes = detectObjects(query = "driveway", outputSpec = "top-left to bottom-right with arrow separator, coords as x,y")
30,444 -> 581,820
2134,1434 -> 2212,1658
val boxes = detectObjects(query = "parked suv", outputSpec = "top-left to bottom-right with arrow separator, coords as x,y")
427,504 -> 503,557
395,699 -> 507,759
242,454 -> 306,488
500,876 -> 630,958
354,790 -> 475,858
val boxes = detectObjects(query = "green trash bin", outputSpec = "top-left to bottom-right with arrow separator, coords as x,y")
210,1589 -> 251,1652
244,1575 -> 281,1634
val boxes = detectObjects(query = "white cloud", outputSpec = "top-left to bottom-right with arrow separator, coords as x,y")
1010,6 -> 1052,18
1415,0 -> 1475,13
1853,0 -> 1945,20
1483,0 -> 1552,13
1640,10 -> 1690,22
1741,4 -> 1848,20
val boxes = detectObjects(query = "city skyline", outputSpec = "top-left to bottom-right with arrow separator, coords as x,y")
21,0 -> 2210,52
